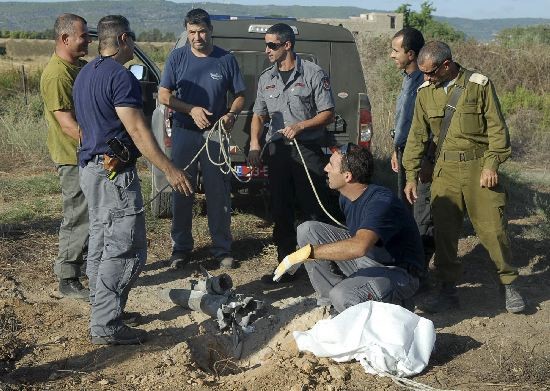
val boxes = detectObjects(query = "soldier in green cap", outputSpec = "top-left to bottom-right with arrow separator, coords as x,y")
402,40 -> 525,314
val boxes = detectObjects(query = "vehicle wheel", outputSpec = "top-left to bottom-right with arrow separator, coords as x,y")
151,190 -> 172,218
151,169 -> 172,218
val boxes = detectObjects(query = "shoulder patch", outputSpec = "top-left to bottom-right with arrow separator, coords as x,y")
321,76 -> 331,90
469,72 -> 488,86
417,80 -> 430,91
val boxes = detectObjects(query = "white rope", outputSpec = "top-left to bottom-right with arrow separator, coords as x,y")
389,375 -> 459,391
359,365 -> 459,391
148,118 -> 250,203
291,139 -> 346,229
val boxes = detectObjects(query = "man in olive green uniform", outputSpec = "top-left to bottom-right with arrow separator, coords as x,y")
40,14 -> 91,300
402,41 -> 525,314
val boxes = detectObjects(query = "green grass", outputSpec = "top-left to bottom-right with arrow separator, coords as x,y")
0,92 -> 49,170
0,173 -> 61,225
0,173 -> 59,199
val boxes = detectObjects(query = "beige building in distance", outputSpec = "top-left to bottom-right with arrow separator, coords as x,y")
307,12 -> 404,37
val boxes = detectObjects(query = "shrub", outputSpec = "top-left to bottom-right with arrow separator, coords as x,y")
357,36 -> 550,164
0,91 -> 49,170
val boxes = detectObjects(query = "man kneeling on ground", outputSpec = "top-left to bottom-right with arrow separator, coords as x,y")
273,144 -> 423,313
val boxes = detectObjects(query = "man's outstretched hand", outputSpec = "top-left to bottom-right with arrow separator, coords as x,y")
273,244 -> 313,282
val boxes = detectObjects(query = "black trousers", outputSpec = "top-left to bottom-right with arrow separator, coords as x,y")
267,141 -> 338,260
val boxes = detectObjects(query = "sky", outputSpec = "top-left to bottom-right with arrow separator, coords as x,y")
1,0 -> 549,20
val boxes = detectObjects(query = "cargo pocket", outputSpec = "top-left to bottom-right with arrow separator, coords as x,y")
104,207 -> 146,260
458,103 -> 484,135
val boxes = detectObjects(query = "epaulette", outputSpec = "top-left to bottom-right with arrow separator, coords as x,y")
468,72 -> 488,86
417,80 -> 430,91
259,64 -> 275,77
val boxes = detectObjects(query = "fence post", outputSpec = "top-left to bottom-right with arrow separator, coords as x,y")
20,64 -> 28,105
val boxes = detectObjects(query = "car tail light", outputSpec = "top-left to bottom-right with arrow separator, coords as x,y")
164,107 -> 173,147
358,93 -> 373,149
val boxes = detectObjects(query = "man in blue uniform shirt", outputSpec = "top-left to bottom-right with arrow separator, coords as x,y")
74,15 -> 192,345
273,145 -> 422,313
158,8 -> 246,270
389,27 -> 434,278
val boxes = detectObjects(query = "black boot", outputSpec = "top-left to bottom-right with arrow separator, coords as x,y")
59,278 -> 89,301
419,282 -> 459,313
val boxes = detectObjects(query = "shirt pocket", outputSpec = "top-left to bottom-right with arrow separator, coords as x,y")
458,103 -> 484,135
289,87 -> 313,114
427,107 -> 445,135
265,91 -> 281,113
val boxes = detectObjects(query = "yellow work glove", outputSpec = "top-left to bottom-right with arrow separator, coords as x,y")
273,244 -> 313,282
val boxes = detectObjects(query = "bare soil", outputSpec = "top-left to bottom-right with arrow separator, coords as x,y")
1,167 -> 549,391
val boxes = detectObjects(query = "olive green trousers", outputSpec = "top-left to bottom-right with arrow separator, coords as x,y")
430,158 -> 517,285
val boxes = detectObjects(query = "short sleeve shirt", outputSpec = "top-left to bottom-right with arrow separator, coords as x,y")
339,184 -> 424,270
40,53 -> 86,165
160,45 -> 246,130
253,54 -> 334,143
73,57 -> 142,166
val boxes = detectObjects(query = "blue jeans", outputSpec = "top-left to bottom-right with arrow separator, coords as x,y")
297,221 -> 419,313
171,126 -> 232,258
80,160 -> 146,337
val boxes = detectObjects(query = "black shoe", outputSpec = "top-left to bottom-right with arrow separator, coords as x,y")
260,271 -> 298,284
401,297 -> 416,312
169,251 -> 191,269
59,278 -> 90,301
91,325 -> 147,345
418,283 -> 459,313
122,311 -> 142,327
260,265 -> 306,284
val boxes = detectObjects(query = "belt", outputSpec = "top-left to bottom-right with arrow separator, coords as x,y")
441,148 -> 486,162
90,154 -> 136,168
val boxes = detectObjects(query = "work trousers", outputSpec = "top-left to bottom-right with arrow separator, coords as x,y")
431,157 -> 517,285
171,126 -> 232,258
297,221 -> 419,313
55,164 -> 89,279
267,141 -> 335,260
80,160 -> 146,337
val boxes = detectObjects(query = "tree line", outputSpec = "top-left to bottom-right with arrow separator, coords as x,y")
0,28 -> 176,42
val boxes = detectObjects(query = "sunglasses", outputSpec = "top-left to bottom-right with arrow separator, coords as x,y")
265,41 -> 286,50
422,60 -> 447,77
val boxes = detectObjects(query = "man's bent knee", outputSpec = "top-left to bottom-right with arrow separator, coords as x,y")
297,221 -> 327,247
329,285 -> 364,313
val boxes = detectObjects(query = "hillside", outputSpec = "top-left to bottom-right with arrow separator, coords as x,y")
1,0 -> 549,41
435,16 -> 550,41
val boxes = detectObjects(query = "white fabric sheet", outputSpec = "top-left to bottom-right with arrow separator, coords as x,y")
293,301 -> 436,377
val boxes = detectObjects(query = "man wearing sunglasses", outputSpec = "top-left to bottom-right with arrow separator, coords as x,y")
248,23 -> 336,279
158,8 -> 246,270
74,15 -> 192,345
402,41 -> 525,314
273,145 -> 423,313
